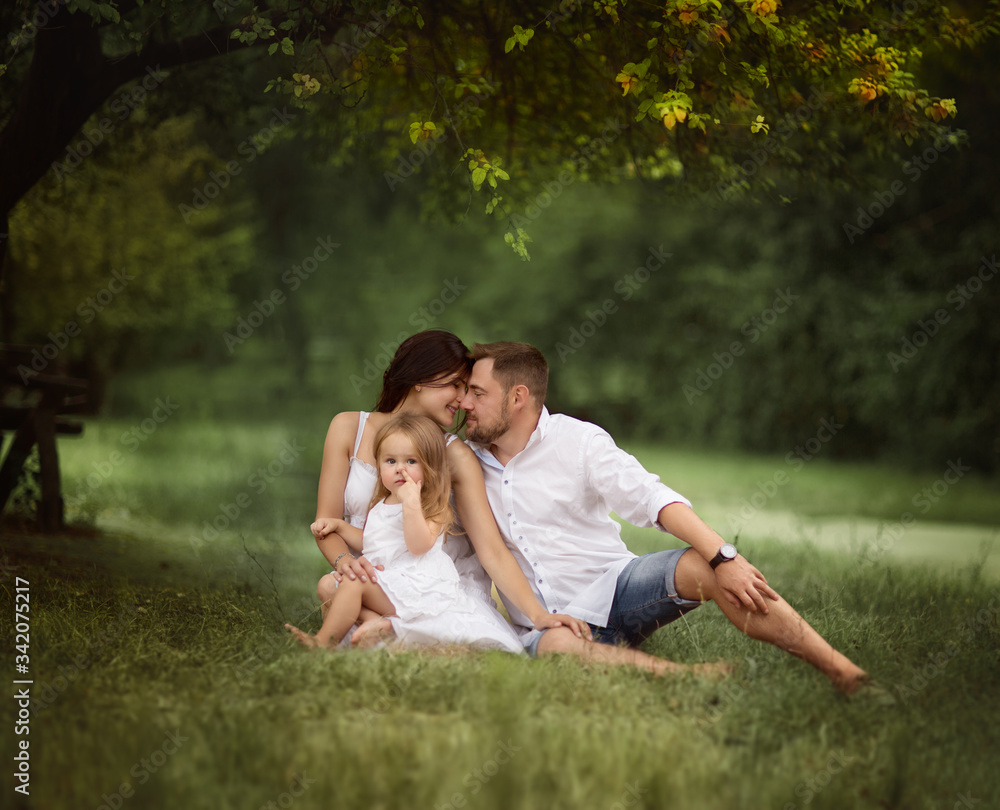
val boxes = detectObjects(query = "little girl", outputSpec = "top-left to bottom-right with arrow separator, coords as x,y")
285,414 -> 523,653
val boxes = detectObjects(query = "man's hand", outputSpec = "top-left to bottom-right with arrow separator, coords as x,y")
714,556 -> 779,614
337,554 -> 384,584
531,612 -> 593,640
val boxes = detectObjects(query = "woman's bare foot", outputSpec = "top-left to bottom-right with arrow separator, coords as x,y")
351,617 -> 395,649
285,623 -> 325,649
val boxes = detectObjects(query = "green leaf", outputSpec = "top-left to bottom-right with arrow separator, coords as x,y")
471,167 -> 487,189
505,36 -> 516,53
281,37 -> 294,55
268,43 -> 278,55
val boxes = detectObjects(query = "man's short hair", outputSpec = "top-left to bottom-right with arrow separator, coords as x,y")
472,341 -> 549,406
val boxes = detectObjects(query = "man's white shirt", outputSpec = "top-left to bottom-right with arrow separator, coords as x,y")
469,407 -> 691,631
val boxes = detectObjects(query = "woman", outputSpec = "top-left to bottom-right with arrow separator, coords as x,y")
310,330 -> 589,647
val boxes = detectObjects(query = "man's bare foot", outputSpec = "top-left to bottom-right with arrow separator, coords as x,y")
834,667 -> 870,696
351,617 -> 395,649
285,623 -> 326,649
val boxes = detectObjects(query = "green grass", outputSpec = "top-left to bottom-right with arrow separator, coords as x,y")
3,531 -> 999,810
2,359 -> 999,809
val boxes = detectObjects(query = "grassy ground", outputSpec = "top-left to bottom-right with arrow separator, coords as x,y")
2,361 -> 999,809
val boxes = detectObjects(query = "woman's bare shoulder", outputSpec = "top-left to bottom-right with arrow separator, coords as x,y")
325,411 -> 363,447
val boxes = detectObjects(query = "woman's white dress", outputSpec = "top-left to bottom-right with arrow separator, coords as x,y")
362,499 -> 523,653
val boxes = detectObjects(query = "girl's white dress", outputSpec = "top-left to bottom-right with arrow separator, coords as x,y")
362,499 -> 524,654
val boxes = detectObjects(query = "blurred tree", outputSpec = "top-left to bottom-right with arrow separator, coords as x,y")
6,113 -> 254,404
1,0 -> 996,281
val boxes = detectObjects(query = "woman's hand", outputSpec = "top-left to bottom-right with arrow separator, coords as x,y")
338,554 -> 385,584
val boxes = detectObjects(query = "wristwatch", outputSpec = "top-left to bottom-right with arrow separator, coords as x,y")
709,543 -> 738,569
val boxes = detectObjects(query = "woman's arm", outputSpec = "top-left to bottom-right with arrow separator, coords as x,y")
448,441 -> 591,639
313,411 -> 361,566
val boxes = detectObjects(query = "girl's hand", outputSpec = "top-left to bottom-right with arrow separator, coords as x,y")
311,518 -> 342,540
397,467 -> 423,508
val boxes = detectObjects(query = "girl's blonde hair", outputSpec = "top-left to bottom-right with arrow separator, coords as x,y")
369,414 -> 454,529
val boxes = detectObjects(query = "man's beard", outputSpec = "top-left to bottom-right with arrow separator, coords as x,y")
467,399 -> 512,444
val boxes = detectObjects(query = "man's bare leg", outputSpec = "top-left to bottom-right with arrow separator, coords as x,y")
673,549 -> 867,693
536,627 -> 730,678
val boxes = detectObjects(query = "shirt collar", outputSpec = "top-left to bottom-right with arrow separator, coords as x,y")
469,406 -> 550,470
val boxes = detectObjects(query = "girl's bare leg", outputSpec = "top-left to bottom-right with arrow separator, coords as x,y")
288,579 -> 396,649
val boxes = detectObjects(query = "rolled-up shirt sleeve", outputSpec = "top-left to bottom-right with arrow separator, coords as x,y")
582,429 -> 691,532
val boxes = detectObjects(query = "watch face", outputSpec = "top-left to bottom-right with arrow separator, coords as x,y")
721,543 -> 738,560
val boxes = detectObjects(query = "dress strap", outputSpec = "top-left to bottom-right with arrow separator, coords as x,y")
352,411 -> 369,459
445,433 -> 458,446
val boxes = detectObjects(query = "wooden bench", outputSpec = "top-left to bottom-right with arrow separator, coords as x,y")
1,344 -> 89,531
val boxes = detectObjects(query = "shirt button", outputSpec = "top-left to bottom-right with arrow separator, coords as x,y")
504,480 -> 509,484
523,547 -> 528,552
551,609 -> 558,614
537,579 -> 543,584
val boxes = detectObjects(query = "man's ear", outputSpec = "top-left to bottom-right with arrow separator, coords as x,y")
510,384 -> 532,410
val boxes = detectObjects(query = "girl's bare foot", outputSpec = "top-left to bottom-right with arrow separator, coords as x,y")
351,617 -> 395,649
285,623 -> 324,649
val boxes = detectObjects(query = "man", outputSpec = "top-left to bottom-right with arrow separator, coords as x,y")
459,341 -> 869,693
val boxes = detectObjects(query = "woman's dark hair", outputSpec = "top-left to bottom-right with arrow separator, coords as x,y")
374,330 -> 472,414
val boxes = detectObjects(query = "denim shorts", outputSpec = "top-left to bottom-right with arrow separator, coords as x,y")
526,548 -> 702,657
